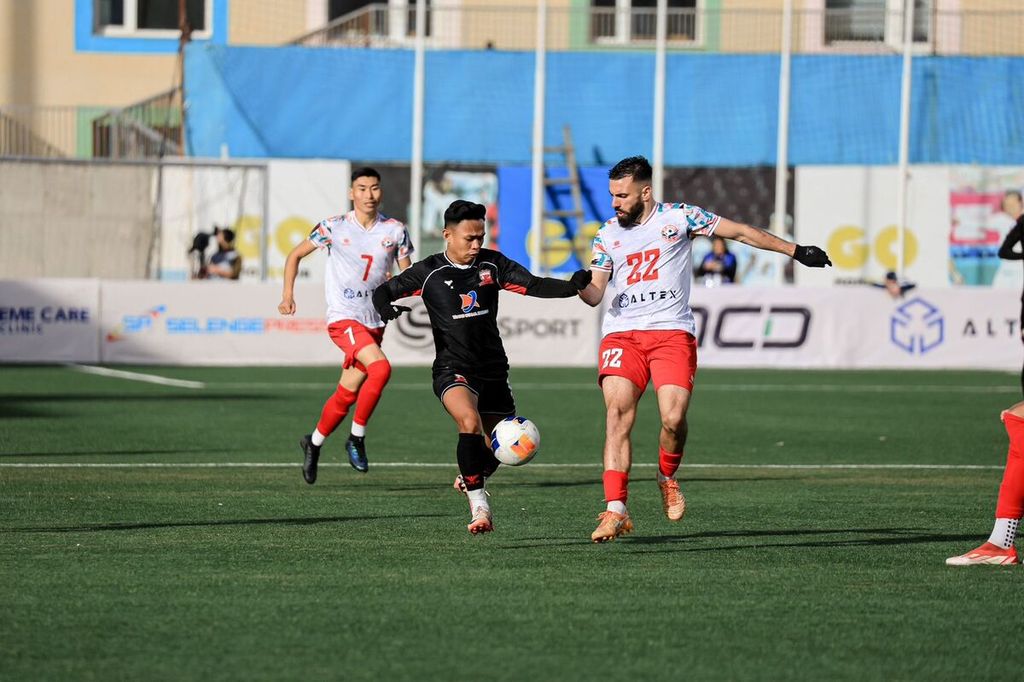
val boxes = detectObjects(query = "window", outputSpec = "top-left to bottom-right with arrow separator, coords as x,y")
94,0 -> 211,38
591,0 -> 699,45
824,0 -> 930,46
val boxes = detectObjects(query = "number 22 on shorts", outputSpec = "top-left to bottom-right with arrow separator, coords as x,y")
601,348 -> 623,369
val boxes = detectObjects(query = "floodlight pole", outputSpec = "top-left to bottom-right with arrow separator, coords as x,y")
773,0 -> 792,286
530,0 -> 548,274
410,0 -> 427,253
895,0 -> 915,281
652,0 -> 667,200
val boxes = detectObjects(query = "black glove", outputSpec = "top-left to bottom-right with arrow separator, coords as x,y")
793,245 -> 832,268
378,303 -> 411,322
372,286 -> 411,321
569,269 -> 593,290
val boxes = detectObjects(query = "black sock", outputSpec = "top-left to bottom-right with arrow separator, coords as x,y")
479,439 -> 501,478
457,433 -> 488,491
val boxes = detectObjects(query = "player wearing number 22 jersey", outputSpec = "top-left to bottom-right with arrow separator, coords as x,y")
579,156 -> 833,543
278,167 -> 413,483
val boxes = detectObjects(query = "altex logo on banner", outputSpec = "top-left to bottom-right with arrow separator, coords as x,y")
891,297 -> 944,355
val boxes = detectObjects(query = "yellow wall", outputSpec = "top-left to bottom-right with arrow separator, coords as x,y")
0,0 -> 177,107
230,0 -> 308,46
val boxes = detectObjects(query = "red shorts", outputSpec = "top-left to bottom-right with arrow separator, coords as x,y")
327,320 -> 385,371
597,330 -> 697,394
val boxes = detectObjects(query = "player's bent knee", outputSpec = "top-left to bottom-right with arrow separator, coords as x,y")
366,358 -> 392,383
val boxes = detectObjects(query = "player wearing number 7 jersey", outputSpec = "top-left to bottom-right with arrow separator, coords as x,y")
278,167 -> 413,483
578,156 -> 832,542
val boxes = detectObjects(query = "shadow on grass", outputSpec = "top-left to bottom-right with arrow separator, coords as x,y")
499,528 -> 980,551
0,394 -> 276,419
6,513 -> 448,534
0,447 -> 248,458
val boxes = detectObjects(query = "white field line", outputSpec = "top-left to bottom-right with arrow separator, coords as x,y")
208,381 -> 1017,394
69,364 -> 206,389
0,462 -> 1002,470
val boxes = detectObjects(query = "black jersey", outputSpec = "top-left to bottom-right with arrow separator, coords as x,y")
378,249 -> 578,376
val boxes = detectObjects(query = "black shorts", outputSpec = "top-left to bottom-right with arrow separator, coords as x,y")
432,368 -> 516,416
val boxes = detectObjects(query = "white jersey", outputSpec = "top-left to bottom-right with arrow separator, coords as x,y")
590,202 -> 719,337
309,211 -> 414,327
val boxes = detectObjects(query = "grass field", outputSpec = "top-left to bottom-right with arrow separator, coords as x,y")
2,365 -> 1023,680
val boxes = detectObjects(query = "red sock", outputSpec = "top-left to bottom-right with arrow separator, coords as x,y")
995,411 -> 1024,518
603,470 -> 629,504
316,384 -> 357,436
658,446 -> 683,478
352,359 -> 392,429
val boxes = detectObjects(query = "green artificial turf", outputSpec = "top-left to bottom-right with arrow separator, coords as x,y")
1,366 -> 1022,680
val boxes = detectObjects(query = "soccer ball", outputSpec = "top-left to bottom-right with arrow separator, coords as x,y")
490,416 -> 540,466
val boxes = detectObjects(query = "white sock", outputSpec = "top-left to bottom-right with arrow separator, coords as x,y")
350,423 -> 366,438
311,429 -> 326,447
606,500 -> 627,515
467,487 -> 490,512
657,472 -> 673,483
988,518 -> 1020,550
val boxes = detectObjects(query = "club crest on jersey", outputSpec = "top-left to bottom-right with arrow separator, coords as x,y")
340,237 -> 351,247
661,225 -> 681,242
479,269 -> 494,286
459,291 -> 479,313
380,237 -> 395,249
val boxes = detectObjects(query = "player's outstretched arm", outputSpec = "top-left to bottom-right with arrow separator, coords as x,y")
999,222 -> 1024,261
278,240 -> 317,315
714,218 -> 832,268
579,269 -> 609,307
371,262 -> 423,321
521,269 -> 592,298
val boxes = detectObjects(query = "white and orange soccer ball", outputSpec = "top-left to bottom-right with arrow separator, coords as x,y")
490,416 -> 540,466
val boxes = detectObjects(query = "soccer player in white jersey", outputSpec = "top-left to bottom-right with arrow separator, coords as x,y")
278,167 -> 413,483
578,156 -> 832,542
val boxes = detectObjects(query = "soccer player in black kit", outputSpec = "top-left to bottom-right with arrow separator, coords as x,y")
372,200 -> 591,535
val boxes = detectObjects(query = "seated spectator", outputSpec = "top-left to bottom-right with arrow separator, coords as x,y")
873,271 -> 916,299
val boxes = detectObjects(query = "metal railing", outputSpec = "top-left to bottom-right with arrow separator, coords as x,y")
290,4 -> 1024,55
0,87 -> 181,160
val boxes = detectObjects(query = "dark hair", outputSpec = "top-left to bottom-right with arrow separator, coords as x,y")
608,156 -> 653,183
1006,190 -> 1023,203
444,200 -> 487,228
219,228 -> 236,243
351,167 -> 381,184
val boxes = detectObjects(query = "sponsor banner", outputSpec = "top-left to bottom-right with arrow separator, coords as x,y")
266,159 -> 351,282
100,282 -> 601,367
948,166 -> 1024,288
0,279 -> 100,363
101,281 -> 338,365
795,166 -> 950,288
691,286 -> 1018,370
382,291 -> 601,367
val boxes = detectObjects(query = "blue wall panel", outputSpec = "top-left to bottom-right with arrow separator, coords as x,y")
185,45 -> 1024,165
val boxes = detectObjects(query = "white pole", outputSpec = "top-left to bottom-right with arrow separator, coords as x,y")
530,0 -> 548,274
652,0 -> 667,199
773,0 -> 792,286
895,0 -> 915,280
409,0 -> 427,253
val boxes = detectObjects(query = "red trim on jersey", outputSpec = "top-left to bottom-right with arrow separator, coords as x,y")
503,283 -> 528,295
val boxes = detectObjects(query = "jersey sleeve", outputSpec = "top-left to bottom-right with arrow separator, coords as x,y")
397,225 -> 415,260
676,203 -> 720,238
308,220 -> 332,250
492,251 -> 537,295
590,231 -> 613,272
384,259 -> 428,299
